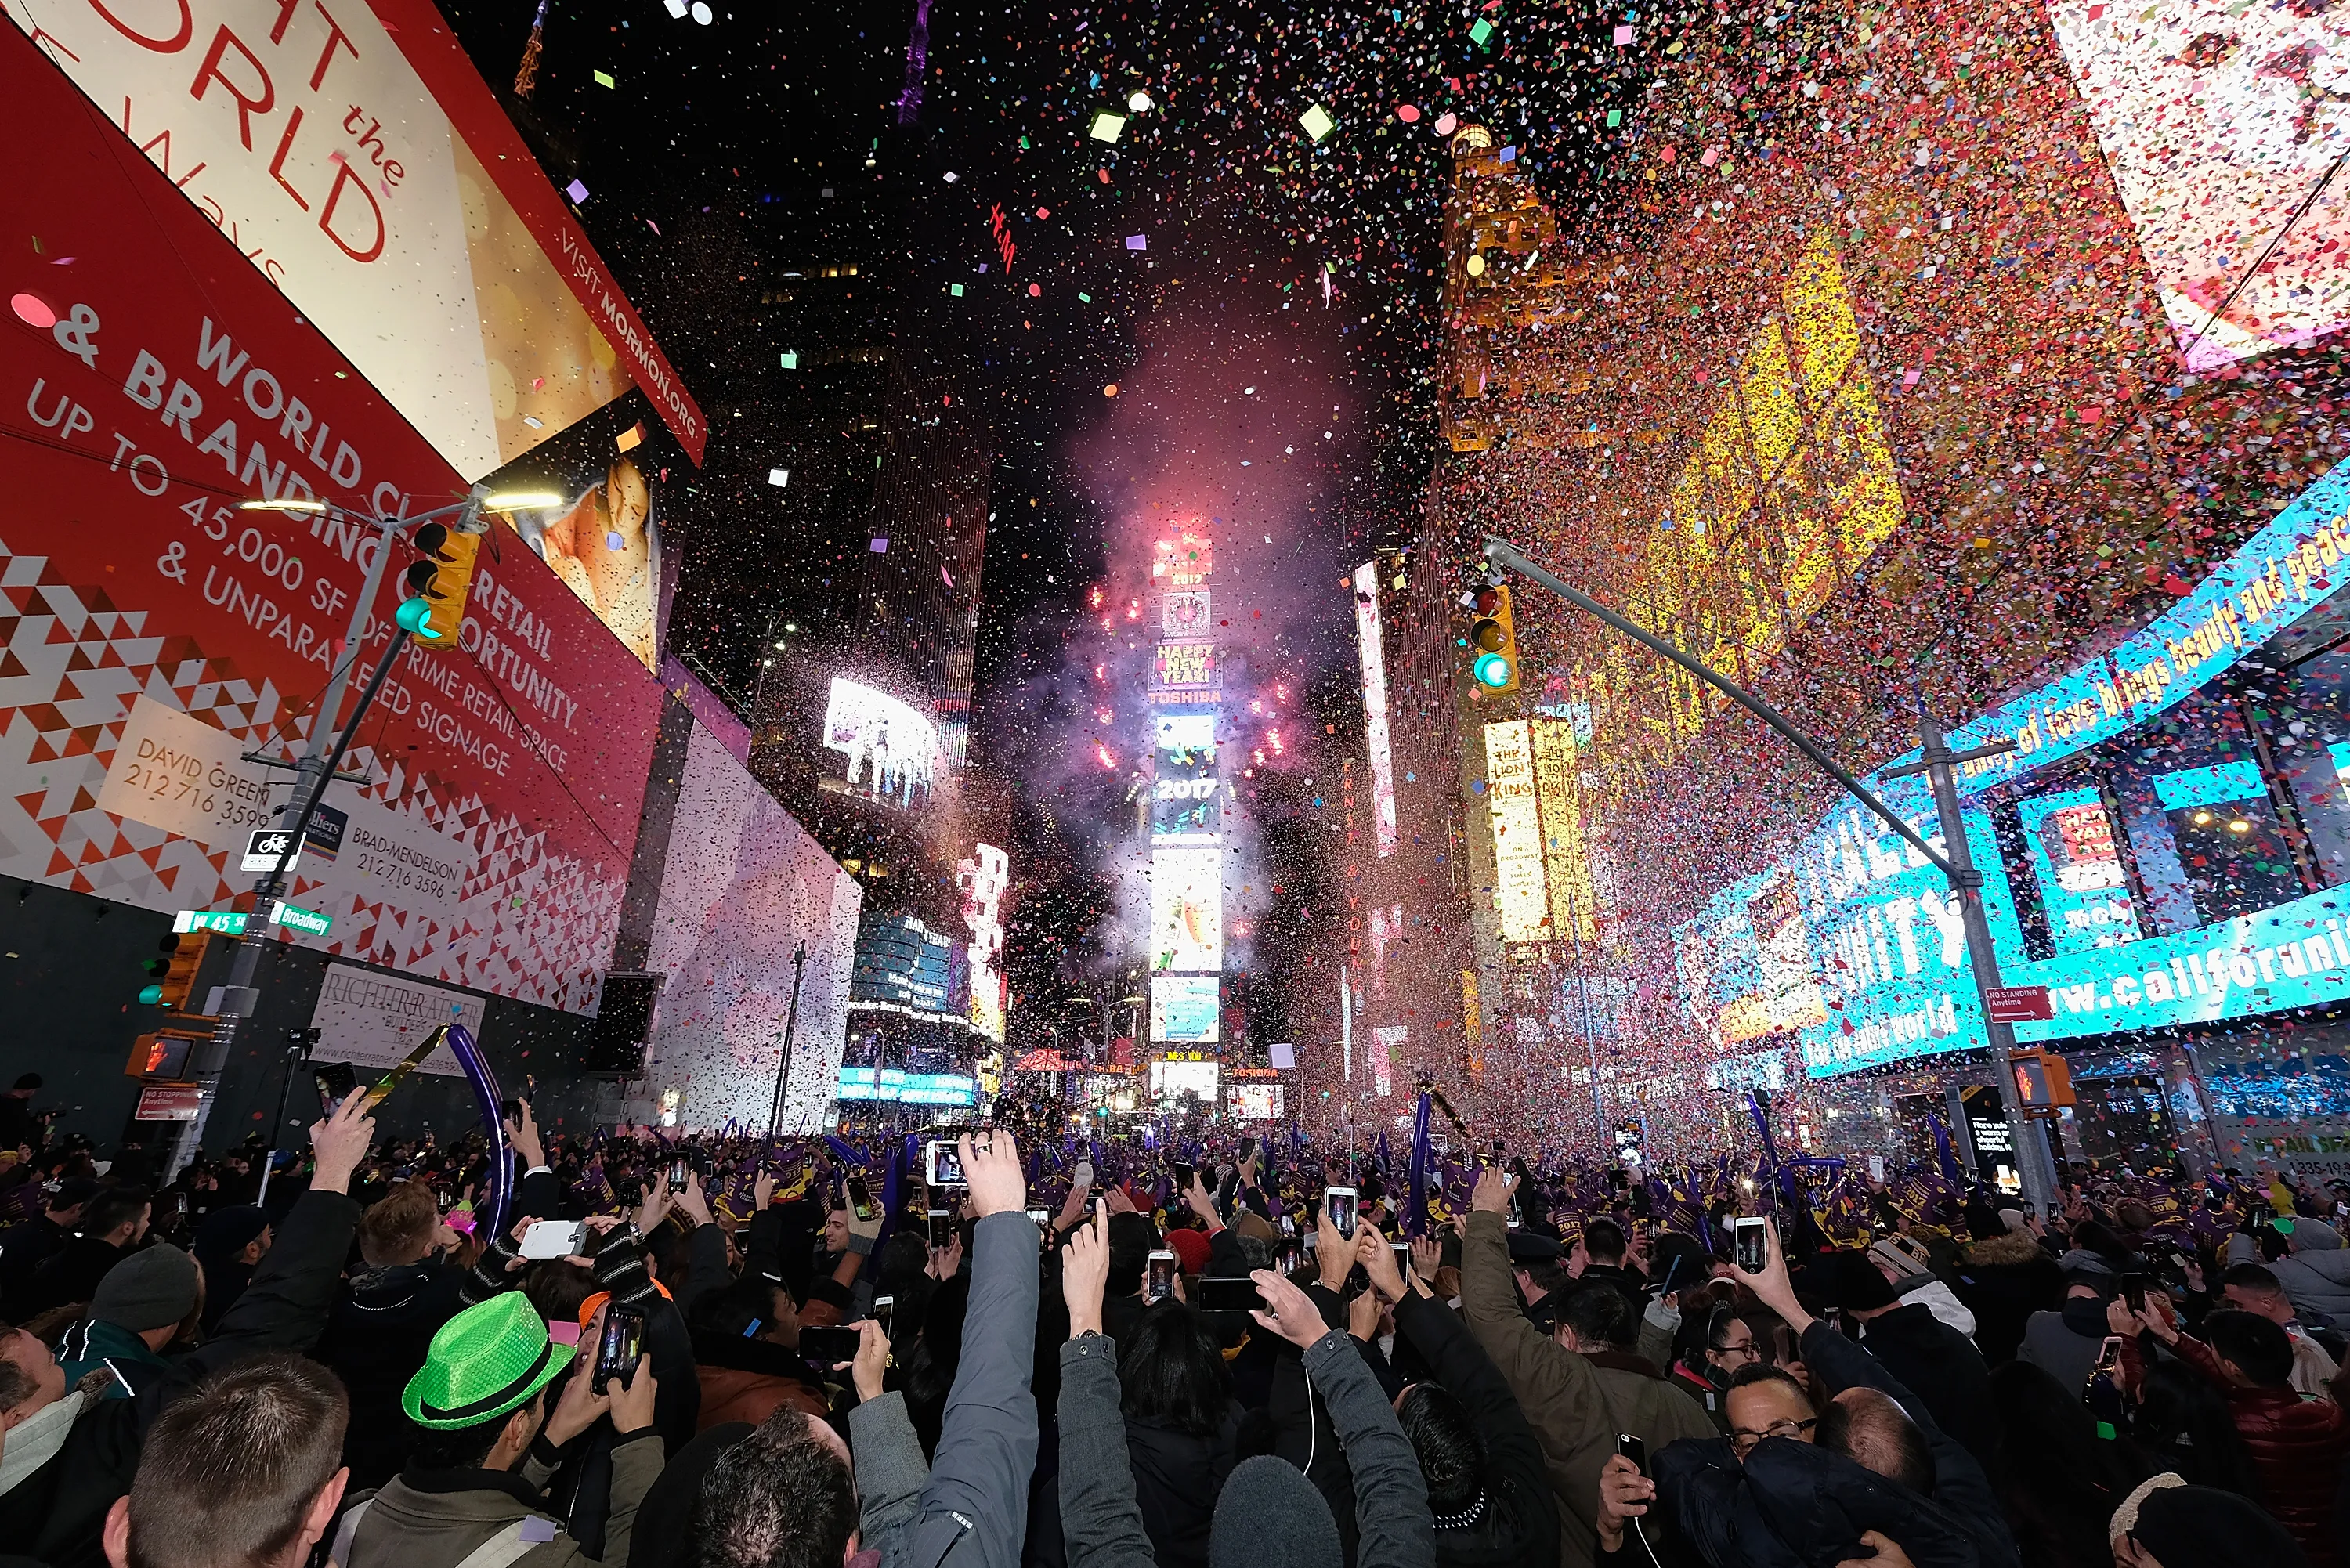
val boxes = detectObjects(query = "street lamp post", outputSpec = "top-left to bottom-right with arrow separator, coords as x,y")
768,939 -> 812,1136
163,486 -> 555,1181
1480,537 -> 2060,1215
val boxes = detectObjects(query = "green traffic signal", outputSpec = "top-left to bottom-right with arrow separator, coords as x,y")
396,598 -> 442,638
1473,651 -> 1513,688
137,984 -> 164,1005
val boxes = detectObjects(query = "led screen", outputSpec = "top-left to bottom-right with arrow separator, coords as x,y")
1148,1059 -> 1221,1100
1152,736 -> 1223,841
1676,460 -> 2350,1075
1225,1083 -> 1285,1119
822,679 -> 939,811
2050,0 -> 2350,369
1483,721 -> 1549,941
2016,788 -> 2141,954
1151,974 -> 1220,1042
1149,843 -> 1224,973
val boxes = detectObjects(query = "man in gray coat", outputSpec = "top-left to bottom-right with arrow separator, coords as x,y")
846,1131 -> 1039,1568
2270,1217 -> 2350,1328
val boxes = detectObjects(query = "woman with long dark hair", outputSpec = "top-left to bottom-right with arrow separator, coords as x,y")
1115,1301 -> 1242,1568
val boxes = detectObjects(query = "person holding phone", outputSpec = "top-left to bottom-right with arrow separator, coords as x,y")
338,1294 -> 661,1568
839,1131 -> 1041,1568
1455,1166 -> 1717,1566
1054,1202 -> 1437,1568
1355,1219 -> 1560,1566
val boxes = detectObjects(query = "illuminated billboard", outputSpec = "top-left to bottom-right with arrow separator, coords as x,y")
1149,843 -> 1224,973
2016,789 -> 2141,955
822,680 -> 939,811
1153,532 -> 1214,587
7,0 -> 703,476
1632,233 -> 1902,748
477,395 -> 674,672
1483,721 -> 1549,941
1150,641 -> 1219,704
1152,717 -> 1223,841
1151,974 -> 1220,1042
1148,1057 -> 1221,1101
1674,457 -> 2350,1075
1226,1083 -> 1285,1119
836,1067 -> 978,1107
960,843 -> 1009,1043
1163,591 -> 1212,636
1532,719 -> 1598,944
1352,563 -> 1399,856
2051,2 -> 2350,368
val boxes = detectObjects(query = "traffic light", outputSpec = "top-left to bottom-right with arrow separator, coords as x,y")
398,522 -> 483,645
137,931 -> 209,1009
1465,583 -> 1520,695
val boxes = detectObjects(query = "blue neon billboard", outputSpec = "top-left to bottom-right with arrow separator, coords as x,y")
1677,457 -> 2350,1075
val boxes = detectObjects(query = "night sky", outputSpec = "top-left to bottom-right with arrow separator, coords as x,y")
431,0 -> 1637,1045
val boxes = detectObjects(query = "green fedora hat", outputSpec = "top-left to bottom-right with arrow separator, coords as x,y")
402,1292 -> 577,1430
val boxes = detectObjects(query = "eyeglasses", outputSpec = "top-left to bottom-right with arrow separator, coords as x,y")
1728,1418 -> 1816,1455
1711,1340 -> 1760,1364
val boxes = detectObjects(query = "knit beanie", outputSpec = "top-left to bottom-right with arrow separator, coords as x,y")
92,1245 -> 201,1331
2118,1476 -> 2305,1568
1167,1228 -> 1213,1276
1828,1248 -> 1900,1313
1210,1456 -> 1341,1568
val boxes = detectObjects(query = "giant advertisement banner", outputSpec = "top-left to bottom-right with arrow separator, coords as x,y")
0,35 -> 665,1011
5,0 -> 706,473
642,723 -> 859,1131
1677,457 -> 2350,1074
2049,0 -> 2350,370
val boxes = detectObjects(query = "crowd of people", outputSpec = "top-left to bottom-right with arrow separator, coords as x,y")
1,1086 -> 2348,1568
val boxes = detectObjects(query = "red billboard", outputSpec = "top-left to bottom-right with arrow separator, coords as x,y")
0,28 -> 663,1012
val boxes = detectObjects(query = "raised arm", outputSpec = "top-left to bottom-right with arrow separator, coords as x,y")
1057,1204 -> 1159,1568
1253,1269 -> 1436,1568
904,1133 -> 1039,1568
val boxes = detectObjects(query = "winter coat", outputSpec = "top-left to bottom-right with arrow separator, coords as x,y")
0,1216 -> 70,1315
1058,1324 -> 1435,1568
341,1433 -> 664,1568
1951,1231 -> 2065,1366
2016,1299 -> 2113,1394
1122,1407 -> 1238,1568
2122,1328 -> 2350,1568
1797,1319 -> 2022,1568
1651,1435 -> 1990,1568
0,1187 -> 359,1568
690,1330 -> 828,1429
1854,1302 -> 2001,1476
313,1259 -> 468,1492
1457,1211 -> 1716,1568
53,1317 -> 168,1398
862,1212 -> 1041,1568
1390,1287 -> 1559,1568
2272,1237 -> 2350,1328
19,1234 -> 135,1317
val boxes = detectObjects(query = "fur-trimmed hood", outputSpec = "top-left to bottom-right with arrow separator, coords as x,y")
1963,1230 -> 2049,1266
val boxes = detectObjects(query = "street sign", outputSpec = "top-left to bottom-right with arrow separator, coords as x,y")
241,829 -> 301,874
1983,985 -> 2053,1023
274,903 -> 333,937
173,904 -> 332,938
134,1084 -> 202,1122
